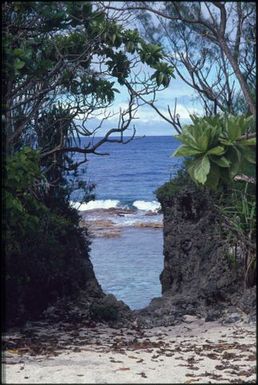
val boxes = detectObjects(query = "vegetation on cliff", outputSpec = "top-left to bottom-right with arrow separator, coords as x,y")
140,2 -> 256,289
157,115 -> 256,289
172,114 -> 256,287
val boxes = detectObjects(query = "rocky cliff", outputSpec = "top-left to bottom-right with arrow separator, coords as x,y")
158,183 -> 244,301
33,179 -> 255,330
136,179 -> 256,327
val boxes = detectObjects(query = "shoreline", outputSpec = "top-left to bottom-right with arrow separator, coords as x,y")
78,207 -> 163,238
3,191 -> 256,384
2,318 -> 256,384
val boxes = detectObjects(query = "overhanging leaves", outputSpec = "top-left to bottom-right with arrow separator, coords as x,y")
189,156 -> 211,185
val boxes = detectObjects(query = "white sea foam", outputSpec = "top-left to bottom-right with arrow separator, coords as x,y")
132,200 -> 161,212
70,199 -> 161,212
70,199 -> 121,211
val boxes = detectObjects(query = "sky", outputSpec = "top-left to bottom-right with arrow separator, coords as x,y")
84,64 -> 205,137
77,1 -> 206,137
85,1 -> 248,137
83,75 -> 204,137
80,1 -> 249,137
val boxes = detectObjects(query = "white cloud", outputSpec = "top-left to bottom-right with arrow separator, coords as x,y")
76,100 -> 203,129
134,103 -> 202,123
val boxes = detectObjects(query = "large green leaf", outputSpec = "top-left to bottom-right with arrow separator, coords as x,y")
211,156 -> 231,168
196,131 -> 209,152
238,115 -> 254,134
191,156 -> 211,185
225,117 -> 242,141
172,145 -> 202,157
238,137 -> 256,146
14,59 -> 25,70
227,145 -> 242,163
179,114 -> 255,190
180,133 -> 200,149
219,137 -> 233,146
187,162 -> 199,186
242,147 -> 256,164
206,146 -> 225,155
227,146 -> 241,177
205,164 -> 220,190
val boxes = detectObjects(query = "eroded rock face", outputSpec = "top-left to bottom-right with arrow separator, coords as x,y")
158,184 -> 250,307
135,184 -> 255,327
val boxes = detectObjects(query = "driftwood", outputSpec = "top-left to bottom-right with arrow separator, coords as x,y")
234,174 -> 256,184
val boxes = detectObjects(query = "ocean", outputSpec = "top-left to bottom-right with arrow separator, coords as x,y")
70,136 -> 182,309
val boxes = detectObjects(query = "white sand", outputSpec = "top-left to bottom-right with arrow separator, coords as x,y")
2,318 -> 256,384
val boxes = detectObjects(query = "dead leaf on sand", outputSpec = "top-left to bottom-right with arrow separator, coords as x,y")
206,353 -> 219,360
222,351 -> 237,360
110,359 -> 123,363
215,365 -> 227,370
137,372 -> 147,378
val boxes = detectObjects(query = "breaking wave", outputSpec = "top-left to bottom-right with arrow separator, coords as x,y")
132,200 -> 161,212
70,199 -> 161,212
70,199 -> 121,211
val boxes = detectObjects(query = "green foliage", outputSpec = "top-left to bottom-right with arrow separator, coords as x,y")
216,180 -> 256,287
173,114 -> 255,189
6,147 -> 41,192
5,148 -> 45,239
218,182 -> 256,241
123,29 -> 140,53
4,148 -> 92,327
151,62 -> 175,87
3,1 -> 176,328
3,2 -> 174,108
139,42 -> 163,65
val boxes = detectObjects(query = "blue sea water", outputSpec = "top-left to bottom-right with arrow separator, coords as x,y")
70,136 -> 182,205
71,136 -> 182,309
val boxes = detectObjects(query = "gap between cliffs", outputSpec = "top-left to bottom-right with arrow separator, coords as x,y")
42,179 -> 256,329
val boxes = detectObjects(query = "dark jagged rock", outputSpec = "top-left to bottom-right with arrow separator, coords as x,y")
159,184 -> 244,300
135,182 -> 256,327
89,294 -> 133,327
42,289 -> 133,328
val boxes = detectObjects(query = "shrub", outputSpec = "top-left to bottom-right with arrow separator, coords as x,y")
173,114 -> 255,189
3,147 -> 91,327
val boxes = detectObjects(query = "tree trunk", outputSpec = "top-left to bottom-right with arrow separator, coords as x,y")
219,37 -> 256,116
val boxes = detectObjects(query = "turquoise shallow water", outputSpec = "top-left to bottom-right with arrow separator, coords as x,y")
90,228 -> 164,310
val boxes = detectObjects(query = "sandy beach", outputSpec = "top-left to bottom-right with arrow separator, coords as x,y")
2,317 -> 256,384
